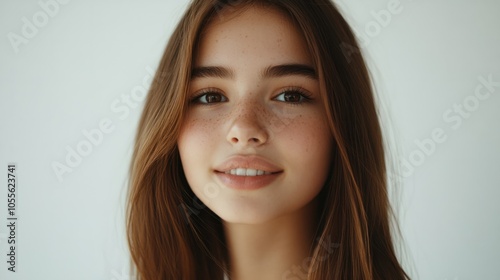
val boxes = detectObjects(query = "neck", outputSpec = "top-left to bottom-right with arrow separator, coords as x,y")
223,197 -> 320,280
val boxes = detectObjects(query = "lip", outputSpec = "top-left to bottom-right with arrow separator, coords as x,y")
214,155 -> 283,173
215,172 -> 282,190
214,155 -> 283,190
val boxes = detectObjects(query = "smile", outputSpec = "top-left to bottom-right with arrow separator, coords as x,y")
215,171 -> 283,190
224,168 -> 273,176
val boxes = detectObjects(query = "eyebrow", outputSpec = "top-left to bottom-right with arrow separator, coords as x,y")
191,64 -> 318,80
191,66 -> 233,79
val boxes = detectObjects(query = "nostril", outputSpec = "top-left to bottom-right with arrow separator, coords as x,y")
230,137 -> 260,144
227,126 -> 269,146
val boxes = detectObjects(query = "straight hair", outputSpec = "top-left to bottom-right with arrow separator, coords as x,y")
127,0 -> 411,279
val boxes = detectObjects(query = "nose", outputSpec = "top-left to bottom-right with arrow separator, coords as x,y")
226,101 -> 269,147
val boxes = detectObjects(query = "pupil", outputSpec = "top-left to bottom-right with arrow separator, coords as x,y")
285,92 -> 300,102
207,93 -> 220,103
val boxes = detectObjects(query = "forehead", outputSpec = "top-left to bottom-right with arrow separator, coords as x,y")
194,5 -> 313,68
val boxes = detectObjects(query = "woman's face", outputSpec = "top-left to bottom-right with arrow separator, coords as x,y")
177,5 -> 332,224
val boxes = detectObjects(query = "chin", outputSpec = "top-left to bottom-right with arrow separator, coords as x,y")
211,201 -> 282,225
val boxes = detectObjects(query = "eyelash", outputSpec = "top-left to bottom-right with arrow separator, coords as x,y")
275,86 -> 313,105
189,86 -> 313,106
190,88 -> 227,105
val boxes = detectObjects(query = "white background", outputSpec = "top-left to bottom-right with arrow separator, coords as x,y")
0,0 -> 499,279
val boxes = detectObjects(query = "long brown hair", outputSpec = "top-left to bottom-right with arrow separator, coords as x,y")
126,0 -> 411,279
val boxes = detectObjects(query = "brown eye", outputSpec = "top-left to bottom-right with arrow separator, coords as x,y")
192,91 -> 228,104
283,92 -> 302,102
274,88 -> 312,104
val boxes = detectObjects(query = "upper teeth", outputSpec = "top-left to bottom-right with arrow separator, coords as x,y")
225,168 -> 272,176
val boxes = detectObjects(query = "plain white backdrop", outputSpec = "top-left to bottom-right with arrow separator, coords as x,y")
0,0 -> 499,279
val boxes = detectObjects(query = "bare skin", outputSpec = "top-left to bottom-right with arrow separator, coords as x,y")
177,5 -> 332,280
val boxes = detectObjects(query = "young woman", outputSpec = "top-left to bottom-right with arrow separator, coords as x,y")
126,0 -> 411,279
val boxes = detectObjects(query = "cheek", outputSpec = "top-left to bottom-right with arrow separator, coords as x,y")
177,115 -> 212,180
177,112 -> 229,189
279,114 -> 332,182
178,113 -> 225,150
177,117 -> 212,202
279,114 -> 331,154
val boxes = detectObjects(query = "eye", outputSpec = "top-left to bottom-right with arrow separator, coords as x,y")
274,87 -> 313,104
191,89 -> 228,104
